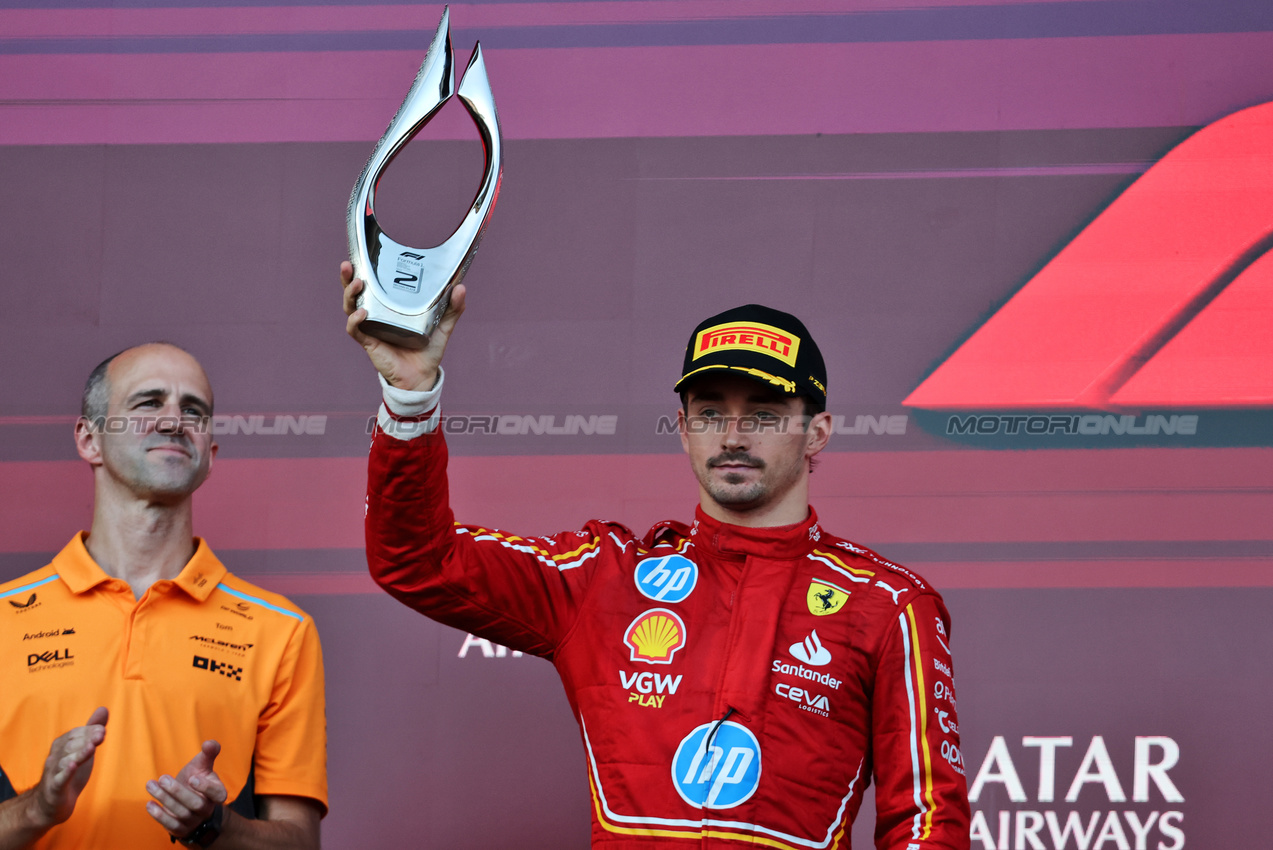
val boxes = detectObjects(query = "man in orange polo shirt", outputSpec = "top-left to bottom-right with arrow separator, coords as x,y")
0,343 -> 326,849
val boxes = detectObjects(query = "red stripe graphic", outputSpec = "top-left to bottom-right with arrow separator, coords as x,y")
905,100 -> 1273,410
1111,245 -> 1273,406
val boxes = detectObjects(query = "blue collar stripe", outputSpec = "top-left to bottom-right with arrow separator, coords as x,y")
0,574 -> 58,600
215,583 -> 303,621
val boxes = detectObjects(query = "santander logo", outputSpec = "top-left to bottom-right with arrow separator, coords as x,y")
789,630 -> 832,666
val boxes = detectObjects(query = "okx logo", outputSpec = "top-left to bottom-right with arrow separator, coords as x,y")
634,555 -> 698,603
671,721 -> 762,809
193,655 -> 243,682
789,630 -> 832,666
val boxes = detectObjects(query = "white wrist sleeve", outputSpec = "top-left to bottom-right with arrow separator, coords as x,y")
376,368 -> 443,440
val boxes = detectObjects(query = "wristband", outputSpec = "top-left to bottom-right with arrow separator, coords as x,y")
171,803 -> 223,848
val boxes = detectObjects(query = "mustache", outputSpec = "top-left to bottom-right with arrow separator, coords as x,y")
707,452 -> 764,470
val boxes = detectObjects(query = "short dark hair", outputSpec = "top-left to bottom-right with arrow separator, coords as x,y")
798,395 -> 826,420
81,351 -> 123,425
81,342 -> 201,425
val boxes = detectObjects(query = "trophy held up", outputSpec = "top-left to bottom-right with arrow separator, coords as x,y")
346,6 -> 503,348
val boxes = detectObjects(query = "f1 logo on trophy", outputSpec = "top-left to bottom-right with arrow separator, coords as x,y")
347,6 -> 503,348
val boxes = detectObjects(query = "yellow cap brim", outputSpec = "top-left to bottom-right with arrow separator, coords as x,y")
673,364 -> 798,395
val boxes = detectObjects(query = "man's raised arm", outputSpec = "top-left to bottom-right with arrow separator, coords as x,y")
343,264 -> 615,659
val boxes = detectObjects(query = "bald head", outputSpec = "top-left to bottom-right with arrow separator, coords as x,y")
81,343 -> 213,425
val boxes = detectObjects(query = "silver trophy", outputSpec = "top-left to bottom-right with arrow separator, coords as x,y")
347,7 -> 503,348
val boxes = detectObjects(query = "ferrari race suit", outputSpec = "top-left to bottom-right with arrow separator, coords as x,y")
365,374 -> 970,849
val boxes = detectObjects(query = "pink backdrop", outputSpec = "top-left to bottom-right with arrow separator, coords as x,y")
3,1 -> 1272,846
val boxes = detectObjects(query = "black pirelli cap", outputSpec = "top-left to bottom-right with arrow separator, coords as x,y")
673,304 -> 827,404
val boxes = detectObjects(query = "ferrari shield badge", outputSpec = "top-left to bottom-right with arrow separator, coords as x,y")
807,579 -> 849,616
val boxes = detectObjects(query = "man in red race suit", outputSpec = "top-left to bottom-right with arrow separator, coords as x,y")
341,265 -> 970,849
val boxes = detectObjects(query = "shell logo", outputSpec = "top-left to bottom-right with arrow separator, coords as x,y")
623,608 -> 687,665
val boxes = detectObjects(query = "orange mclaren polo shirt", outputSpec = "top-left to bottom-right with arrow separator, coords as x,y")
0,534 -> 327,849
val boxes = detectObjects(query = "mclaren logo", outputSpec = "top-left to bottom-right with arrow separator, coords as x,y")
693,322 -> 800,367
190,635 -> 254,655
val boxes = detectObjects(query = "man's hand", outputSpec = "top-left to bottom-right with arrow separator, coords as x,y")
340,260 -> 466,392
0,707 -> 110,850
145,740 -> 227,839
32,706 -> 109,829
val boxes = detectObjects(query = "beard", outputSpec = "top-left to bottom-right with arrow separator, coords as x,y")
698,451 -> 774,509
704,475 -> 768,507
